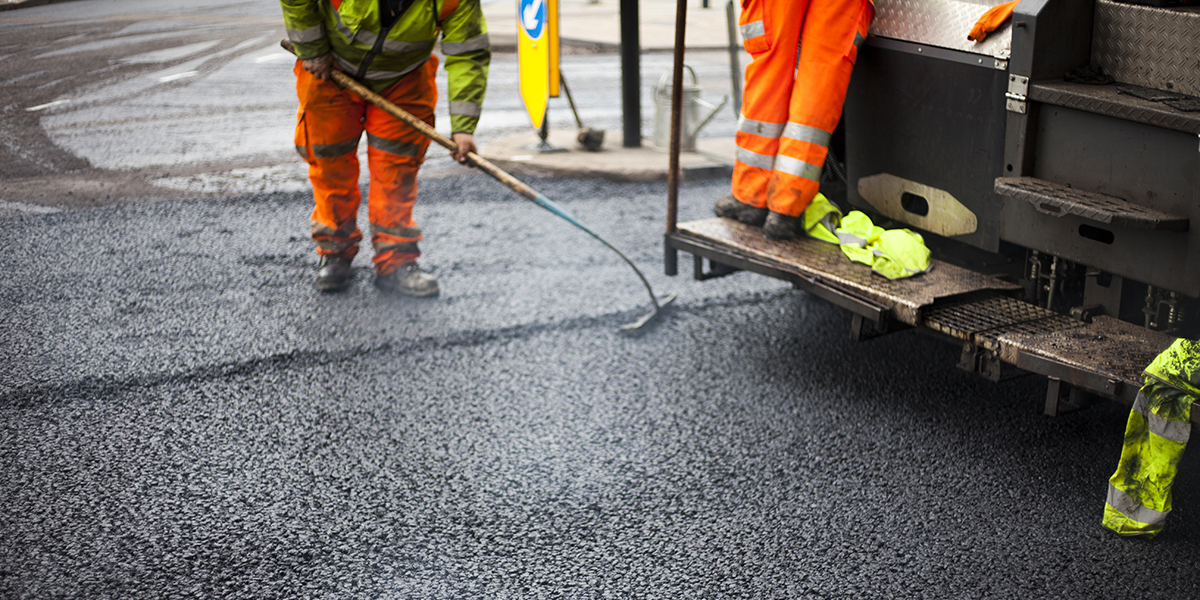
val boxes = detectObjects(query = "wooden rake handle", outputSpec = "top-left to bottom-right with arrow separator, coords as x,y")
280,40 -> 539,203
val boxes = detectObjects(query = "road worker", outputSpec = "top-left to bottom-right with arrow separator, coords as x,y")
280,0 -> 490,296
715,0 -> 875,240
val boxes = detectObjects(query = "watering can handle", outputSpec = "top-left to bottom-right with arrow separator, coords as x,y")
655,64 -> 698,100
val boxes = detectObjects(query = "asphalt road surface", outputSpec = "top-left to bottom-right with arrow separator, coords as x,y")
4,1 -> 1200,599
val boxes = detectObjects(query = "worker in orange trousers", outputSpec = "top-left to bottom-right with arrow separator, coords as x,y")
716,0 -> 875,240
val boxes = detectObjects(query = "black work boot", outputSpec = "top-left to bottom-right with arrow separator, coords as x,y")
375,262 -> 439,298
316,255 -> 353,292
763,211 -> 802,241
714,194 -> 768,227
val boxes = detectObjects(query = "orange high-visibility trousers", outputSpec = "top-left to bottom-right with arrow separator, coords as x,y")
733,0 -> 874,217
293,56 -> 438,276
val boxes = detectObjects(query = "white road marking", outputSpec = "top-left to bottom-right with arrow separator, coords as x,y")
0,200 -> 63,214
158,70 -> 199,82
25,99 -> 70,112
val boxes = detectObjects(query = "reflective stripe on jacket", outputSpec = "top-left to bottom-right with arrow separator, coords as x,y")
801,193 -> 842,244
281,0 -> 490,134
1104,339 -> 1198,538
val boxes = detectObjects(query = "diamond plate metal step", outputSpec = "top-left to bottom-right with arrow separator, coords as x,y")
1093,0 -> 1200,97
1028,81 -> 1200,136
995,176 -> 1190,231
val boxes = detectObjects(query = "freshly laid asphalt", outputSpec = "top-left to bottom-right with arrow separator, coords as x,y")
5,0 -> 1200,597
4,174 -> 1200,599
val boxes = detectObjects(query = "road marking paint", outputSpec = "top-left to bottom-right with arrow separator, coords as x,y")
158,71 -> 198,83
0,200 -> 62,214
25,99 -> 69,112
255,53 -> 294,63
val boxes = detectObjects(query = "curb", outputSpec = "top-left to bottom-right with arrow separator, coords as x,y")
0,0 -> 81,12
479,129 -> 735,183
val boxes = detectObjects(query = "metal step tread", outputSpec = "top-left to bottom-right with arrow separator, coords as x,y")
673,218 -> 1022,325
995,176 -> 1190,231
1002,315 -> 1178,409
1094,0 -> 1200,98
1028,80 -> 1200,135
922,293 -> 1082,347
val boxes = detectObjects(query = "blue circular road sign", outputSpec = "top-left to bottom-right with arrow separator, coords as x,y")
519,0 -> 547,40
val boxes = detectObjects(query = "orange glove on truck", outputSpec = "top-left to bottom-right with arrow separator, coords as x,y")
968,0 -> 1018,42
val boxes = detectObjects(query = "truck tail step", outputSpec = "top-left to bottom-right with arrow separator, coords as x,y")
667,218 -> 1184,420
995,177 -> 1189,231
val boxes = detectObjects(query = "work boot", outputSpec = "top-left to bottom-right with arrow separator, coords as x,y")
714,194 -> 768,226
763,211 -> 802,241
315,254 -> 353,292
375,262 -> 439,298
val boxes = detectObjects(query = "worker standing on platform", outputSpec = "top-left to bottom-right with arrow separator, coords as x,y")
281,0 -> 490,296
715,0 -> 874,240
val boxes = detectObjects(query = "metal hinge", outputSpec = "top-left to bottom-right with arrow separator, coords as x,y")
1006,75 -> 1029,114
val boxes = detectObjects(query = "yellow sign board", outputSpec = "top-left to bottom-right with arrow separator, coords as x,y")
518,0 -> 559,129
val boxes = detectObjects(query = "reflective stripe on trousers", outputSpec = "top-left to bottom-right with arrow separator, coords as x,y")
733,0 -> 874,216
294,57 -> 437,274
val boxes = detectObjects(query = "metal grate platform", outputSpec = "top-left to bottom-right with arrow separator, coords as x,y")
923,293 -> 1067,340
995,176 -> 1190,231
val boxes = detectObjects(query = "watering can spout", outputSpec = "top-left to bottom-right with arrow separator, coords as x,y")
687,95 -> 729,140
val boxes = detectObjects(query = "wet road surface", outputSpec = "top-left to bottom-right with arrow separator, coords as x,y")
4,174 -> 1200,598
4,0 -> 1200,598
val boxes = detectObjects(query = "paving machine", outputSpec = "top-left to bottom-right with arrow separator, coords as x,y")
664,0 -> 1200,421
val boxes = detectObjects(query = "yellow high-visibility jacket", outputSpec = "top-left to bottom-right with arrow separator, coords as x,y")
281,0 -> 490,134
1104,339 -> 1198,538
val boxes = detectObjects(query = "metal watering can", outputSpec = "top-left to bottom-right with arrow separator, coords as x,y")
652,65 -> 728,152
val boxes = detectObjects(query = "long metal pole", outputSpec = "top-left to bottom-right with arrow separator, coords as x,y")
666,0 -> 687,234
620,0 -> 641,147
726,0 -> 742,117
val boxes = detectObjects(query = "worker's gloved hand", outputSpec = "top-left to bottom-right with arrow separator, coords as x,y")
302,53 -> 334,80
451,132 -> 476,165
968,0 -> 1019,42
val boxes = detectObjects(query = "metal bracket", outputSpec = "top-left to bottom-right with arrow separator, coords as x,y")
1044,377 -> 1101,417
1006,75 -> 1029,114
693,255 -> 740,280
851,313 -> 887,342
958,344 -> 1002,382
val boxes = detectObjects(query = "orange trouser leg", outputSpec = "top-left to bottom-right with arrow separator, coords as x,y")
733,0 -> 807,210
365,56 -> 437,276
769,0 -> 873,217
734,0 -> 874,217
295,60 -> 368,259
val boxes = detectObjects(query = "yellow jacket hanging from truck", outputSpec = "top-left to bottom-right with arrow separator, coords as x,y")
1104,338 -> 1199,538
